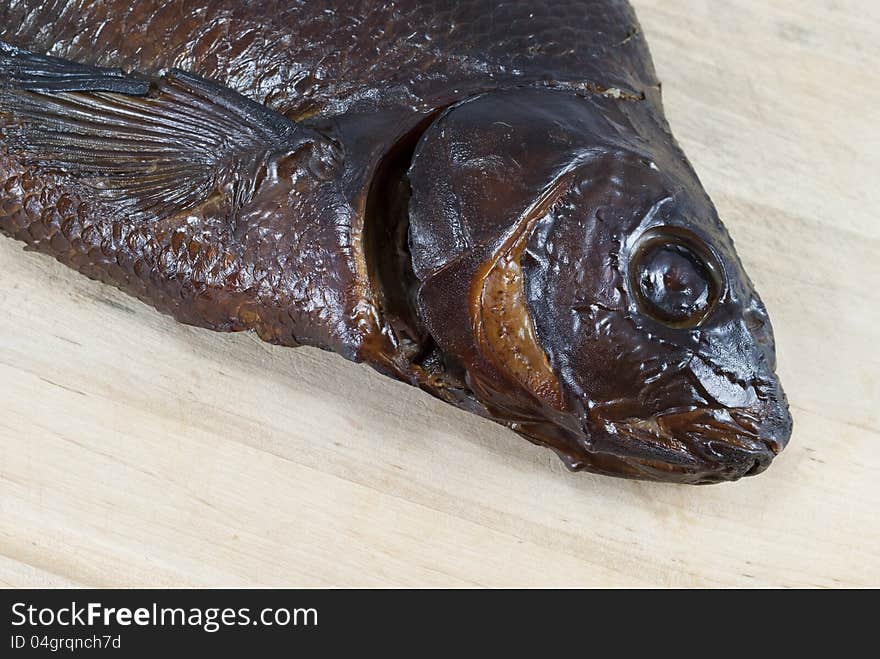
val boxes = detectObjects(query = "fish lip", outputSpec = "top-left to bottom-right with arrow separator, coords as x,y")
585,400 -> 792,482
695,438 -> 776,479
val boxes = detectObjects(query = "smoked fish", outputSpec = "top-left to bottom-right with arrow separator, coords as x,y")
0,1 -> 792,483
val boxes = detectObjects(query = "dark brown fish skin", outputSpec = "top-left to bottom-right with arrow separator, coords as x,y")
0,1 -> 792,483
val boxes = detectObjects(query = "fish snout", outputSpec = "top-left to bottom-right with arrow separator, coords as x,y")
702,440 -> 776,479
706,383 -> 792,481
743,296 -> 778,371
755,386 -> 793,457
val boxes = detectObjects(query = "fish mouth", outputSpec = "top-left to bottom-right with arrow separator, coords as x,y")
583,400 -> 792,484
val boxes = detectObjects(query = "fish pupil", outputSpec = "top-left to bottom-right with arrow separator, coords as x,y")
632,238 -> 719,327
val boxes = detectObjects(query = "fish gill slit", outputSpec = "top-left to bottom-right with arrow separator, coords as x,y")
362,109 -> 445,370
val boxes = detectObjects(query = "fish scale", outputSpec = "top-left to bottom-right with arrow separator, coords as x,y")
1,1 -> 655,112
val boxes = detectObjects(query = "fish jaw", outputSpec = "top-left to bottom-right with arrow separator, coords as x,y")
586,394 -> 792,483
503,392 -> 791,484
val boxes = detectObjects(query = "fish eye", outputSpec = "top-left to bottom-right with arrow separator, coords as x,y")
629,227 -> 724,328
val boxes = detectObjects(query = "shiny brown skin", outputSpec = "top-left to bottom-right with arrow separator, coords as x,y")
0,1 -> 792,483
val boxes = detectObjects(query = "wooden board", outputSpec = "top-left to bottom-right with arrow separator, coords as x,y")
1,0 -> 877,588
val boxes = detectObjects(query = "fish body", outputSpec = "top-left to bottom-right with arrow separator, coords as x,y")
0,1 -> 792,483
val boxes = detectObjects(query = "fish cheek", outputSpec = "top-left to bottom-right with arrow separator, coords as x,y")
521,207 -> 694,423
520,215 -> 623,413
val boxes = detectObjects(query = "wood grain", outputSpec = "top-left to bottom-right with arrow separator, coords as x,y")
1,0 -> 877,588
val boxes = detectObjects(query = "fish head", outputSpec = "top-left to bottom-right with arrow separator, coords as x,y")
408,88 -> 791,483
521,149 -> 792,483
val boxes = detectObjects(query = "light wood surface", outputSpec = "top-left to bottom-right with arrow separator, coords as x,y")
1,0 -> 877,588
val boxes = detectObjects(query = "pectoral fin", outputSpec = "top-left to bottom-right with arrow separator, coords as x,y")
0,41 -> 339,223
0,40 -> 149,93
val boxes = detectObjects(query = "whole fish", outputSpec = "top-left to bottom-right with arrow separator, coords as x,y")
0,0 -> 792,483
